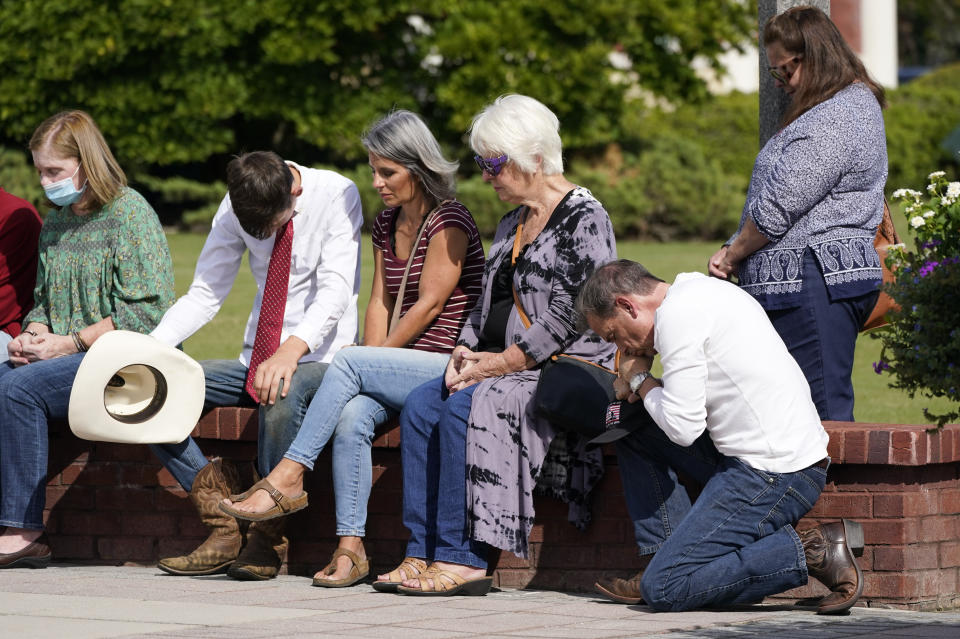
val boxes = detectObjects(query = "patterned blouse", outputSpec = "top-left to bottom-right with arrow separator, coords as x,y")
371,200 -> 485,352
24,187 -> 175,334
461,187 -> 618,557
734,82 -> 887,309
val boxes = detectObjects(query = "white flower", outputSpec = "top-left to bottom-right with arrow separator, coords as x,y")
928,183 -> 938,194
892,188 -> 921,200
947,182 -> 960,198
923,210 -> 936,218
890,243 -> 907,251
944,197 -> 956,207
929,171 -> 946,180
910,215 -> 926,228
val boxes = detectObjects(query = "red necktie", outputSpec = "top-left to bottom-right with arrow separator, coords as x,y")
245,218 -> 294,402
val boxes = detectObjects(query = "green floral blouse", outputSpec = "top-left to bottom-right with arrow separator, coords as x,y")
24,187 -> 175,334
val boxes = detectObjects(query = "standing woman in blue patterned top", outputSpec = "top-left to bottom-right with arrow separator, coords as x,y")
709,6 -> 887,421
0,110 -> 175,568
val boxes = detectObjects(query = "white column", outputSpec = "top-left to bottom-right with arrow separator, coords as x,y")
859,0 -> 899,88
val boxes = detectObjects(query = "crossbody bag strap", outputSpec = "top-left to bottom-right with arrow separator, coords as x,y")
509,211 -> 620,373
388,200 -> 448,335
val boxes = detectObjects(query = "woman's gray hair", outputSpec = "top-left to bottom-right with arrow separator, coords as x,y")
469,94 -> 563,176
362,110 -> 458,203
575,260 -> 665,330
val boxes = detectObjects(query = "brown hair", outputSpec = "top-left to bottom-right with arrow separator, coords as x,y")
225,151 -> 294,240
29,110 -> 126,210
764,6 -> 886,128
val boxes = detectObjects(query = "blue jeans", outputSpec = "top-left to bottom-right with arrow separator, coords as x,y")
616,416 -> 826,611
614,415 -> 721,555
767,249 -> 878,421
0,354 -> 85,530
400,377 -> 487,568
149,359 -> 328,491
284,346 -> 449,537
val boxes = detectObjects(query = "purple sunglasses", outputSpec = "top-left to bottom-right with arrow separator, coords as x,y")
474,154 -> 508,176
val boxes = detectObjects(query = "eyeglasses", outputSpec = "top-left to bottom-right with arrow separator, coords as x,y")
768,56 -> 800,83
474,154 -> 509,176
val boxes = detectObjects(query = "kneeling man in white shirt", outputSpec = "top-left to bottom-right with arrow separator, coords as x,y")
577,259 -> 862,614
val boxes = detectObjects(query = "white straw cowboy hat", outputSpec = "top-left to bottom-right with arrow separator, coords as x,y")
68,330 -> 205,444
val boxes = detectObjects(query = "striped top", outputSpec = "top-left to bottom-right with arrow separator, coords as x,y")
371,200 -> 484,352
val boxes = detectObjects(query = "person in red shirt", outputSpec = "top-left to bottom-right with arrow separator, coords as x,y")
0,187 -> 42,363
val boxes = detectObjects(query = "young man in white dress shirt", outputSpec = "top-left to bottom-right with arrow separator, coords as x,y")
149,151 -> 362,580
576,259 -> 863,614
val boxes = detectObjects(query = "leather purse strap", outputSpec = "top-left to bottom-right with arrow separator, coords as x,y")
509,211 -> 619,372
388,201 -> 448,335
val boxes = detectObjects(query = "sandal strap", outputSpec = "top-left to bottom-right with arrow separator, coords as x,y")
257,478 -> 294,512
413,567 -> 465,593
319,547 -> 364,578
331,547 -> 362,569
386,556 -> 428,582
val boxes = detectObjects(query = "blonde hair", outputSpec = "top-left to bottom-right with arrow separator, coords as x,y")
29,110 -> 126,210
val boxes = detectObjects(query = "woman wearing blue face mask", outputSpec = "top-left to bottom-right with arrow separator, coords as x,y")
0,110 -> 175,568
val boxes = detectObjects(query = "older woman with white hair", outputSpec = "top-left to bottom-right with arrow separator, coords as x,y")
221,109 -> 485,587
374,94 -> 617,596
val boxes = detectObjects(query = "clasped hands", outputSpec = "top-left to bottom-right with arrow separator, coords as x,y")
444,345 -> 510,393
707,245 -> 739,280
614,352 -> 656,403
7,331 -> 79,365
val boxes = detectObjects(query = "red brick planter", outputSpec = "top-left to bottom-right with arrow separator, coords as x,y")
43,411 -> 960,610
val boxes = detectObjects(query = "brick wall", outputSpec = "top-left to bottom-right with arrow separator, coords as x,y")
43,411 -> 960,610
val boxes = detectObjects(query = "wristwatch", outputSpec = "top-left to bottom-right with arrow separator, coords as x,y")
629,370 -> 655,394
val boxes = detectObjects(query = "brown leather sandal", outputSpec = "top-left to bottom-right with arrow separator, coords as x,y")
372,556 -> 428,593
311,547 -> 370,588
219,478 -> 308,522
397,564 -> 492,597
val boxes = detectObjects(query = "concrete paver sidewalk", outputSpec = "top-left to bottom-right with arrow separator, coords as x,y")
2,564 -> 960,638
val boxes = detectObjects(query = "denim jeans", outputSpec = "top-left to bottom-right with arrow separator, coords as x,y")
767,249 -> 878,421
614,417 -> 721,555
616,417 -> 827,611
400,377 -> 487,568
285,346 -> 449,537
149,359 -> 328,491
0,353 -> 85,530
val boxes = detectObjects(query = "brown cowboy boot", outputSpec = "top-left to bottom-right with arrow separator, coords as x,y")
227,517 -> 287,581
799,519 -> 864,614
594,555 -> 651,604
158,459 -> 242,576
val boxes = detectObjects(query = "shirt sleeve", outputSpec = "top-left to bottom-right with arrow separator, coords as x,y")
108,196 -> 176,333
642,301 -> 710,447
3,207 -> 43,329
150,196 -> 244,346
289,182 -> 363,350
748,105 -> 853,242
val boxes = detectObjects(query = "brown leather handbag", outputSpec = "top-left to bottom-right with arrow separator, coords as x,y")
861,199 -> 901,332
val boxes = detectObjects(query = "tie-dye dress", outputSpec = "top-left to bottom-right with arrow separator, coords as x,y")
458,186 -> 617,557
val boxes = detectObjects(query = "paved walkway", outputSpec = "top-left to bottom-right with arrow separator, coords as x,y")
2,565 -> 960,638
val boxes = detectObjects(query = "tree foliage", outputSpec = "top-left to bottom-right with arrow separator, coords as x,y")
0,0 -> 756,172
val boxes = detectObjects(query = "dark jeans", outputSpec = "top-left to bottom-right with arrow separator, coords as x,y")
767,249 -> 878,421
615,414 -> 826,611
400,377 -> 487,568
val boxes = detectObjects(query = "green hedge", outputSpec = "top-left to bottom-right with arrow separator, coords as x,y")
885,62 -> 960,192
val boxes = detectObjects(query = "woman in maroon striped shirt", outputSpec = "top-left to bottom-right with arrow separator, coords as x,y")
221,110 -> 484,588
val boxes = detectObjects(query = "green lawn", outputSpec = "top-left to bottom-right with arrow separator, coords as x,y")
166,232 -> 954,425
